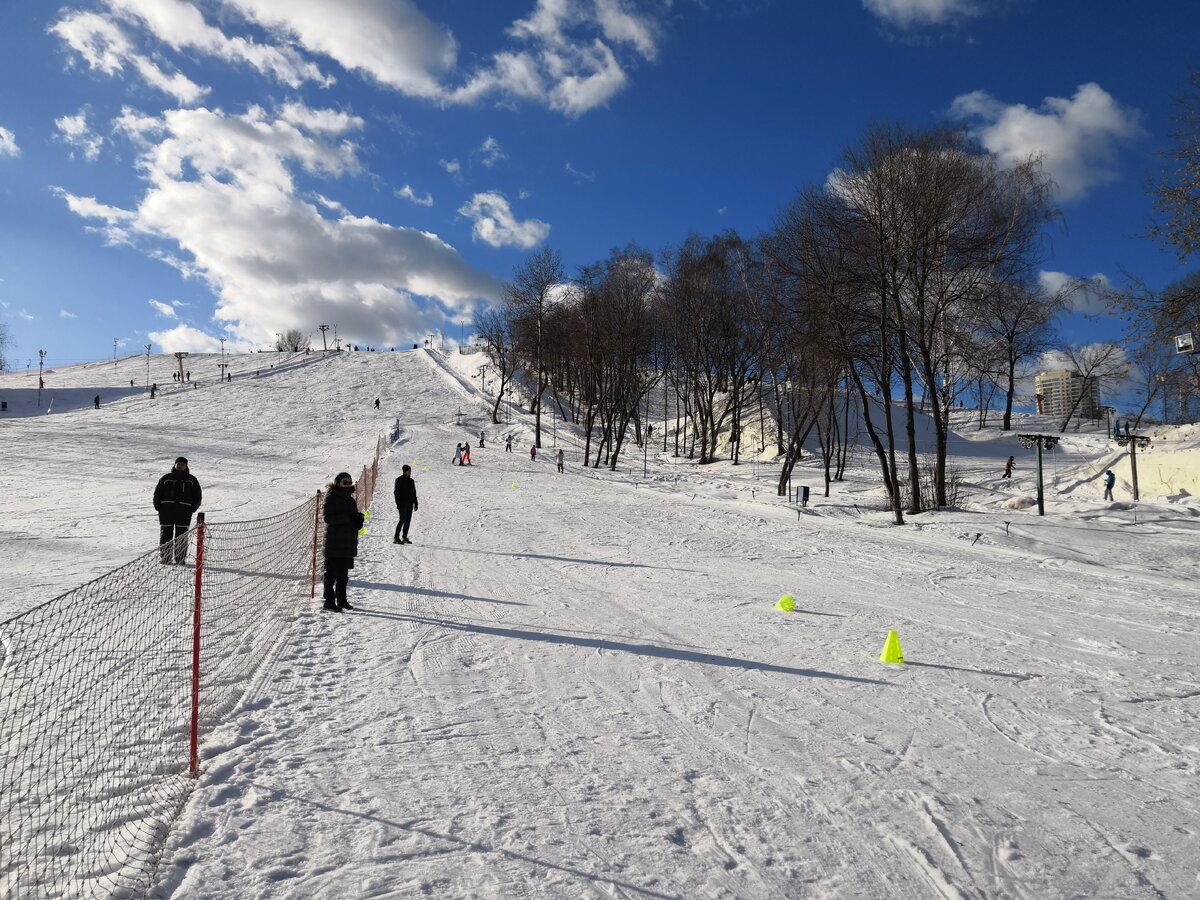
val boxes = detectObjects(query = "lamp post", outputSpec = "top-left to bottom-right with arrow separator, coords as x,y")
1114,433 -> 1151,501
1017,434 -> 1059,516
37,349 -> 46,408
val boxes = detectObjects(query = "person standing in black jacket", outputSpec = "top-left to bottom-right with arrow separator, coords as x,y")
393,465 -> 418,544
153,457 -> 202,564
323,472 -> 364,611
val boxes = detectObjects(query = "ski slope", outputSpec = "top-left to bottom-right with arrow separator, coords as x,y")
2,349 -> 1199,898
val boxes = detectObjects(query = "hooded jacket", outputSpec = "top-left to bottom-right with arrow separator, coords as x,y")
154,468 -> 202,526
323,483 -> 364,563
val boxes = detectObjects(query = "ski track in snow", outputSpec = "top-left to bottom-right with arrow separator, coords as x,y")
3,349 -> 1200,898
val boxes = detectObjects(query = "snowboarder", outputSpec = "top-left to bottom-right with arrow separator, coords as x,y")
393,464 -> 418,544
1103,469 -> 1116,501
556,448 -> 564,473
322,472 -> 364,611
1002,456 -> 1015,479
461,444 -> 472,465
374,398 -> 380,410
453,443 -> 463,465
154,457 -> 202,564
505,435 -> 512,452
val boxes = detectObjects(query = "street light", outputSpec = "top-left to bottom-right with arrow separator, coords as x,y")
1017,434 -> 1059,516
37,349 -> 46,408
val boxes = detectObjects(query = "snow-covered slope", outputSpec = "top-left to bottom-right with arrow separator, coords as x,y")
3,349 -> 1199,898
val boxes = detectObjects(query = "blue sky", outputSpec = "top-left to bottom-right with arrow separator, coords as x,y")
0,0 -> 1195,368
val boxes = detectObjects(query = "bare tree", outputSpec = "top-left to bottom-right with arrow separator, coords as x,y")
1055,343 -> 1129,432
0,322 -> 9,371
507,248 -> 564,448
276,329 -> 308,352
1150,69 -> 1200,261
473,305 -> 521,424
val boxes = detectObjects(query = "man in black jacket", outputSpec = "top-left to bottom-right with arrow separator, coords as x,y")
154,457 -> 202,564
393,465 -> 418,544
323,473 -> 364,611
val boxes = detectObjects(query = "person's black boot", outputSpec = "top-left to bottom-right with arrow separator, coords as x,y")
322,600 -> 341,612
337,599 -> 354,610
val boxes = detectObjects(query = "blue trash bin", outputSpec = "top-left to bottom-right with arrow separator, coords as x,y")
799,485 -> 810,507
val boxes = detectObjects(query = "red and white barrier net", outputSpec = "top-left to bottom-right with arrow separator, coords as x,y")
0,495 -> 319,900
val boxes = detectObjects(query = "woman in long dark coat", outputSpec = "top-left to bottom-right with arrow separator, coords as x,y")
323,472 -> 364,611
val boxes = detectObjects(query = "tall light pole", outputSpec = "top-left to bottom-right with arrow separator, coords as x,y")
113,338 -> 119,367
145,344 -> 152,391
37,349 -> 46,408
219,338 -> 226,383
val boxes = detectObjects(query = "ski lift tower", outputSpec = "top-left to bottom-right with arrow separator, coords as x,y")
174,351 -> 189,384
1114,432 -> 1152,501
1017,433 -> 1059,516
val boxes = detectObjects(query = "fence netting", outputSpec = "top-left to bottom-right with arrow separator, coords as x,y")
0,496 -> 318,900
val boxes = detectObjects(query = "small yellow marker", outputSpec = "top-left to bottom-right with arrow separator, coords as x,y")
879,629 -> 904,664
512,482 -> 518,488
775,594 -> 795,612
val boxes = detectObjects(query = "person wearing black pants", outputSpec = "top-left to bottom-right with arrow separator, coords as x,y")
323,473 -> 364,611
393,464 -> 418,544
154,456 -> 202,564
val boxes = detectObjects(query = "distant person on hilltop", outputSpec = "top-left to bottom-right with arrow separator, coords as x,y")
1103,469 -> 1116,501
154,457 -> 202,565
1002,456 -> 1015,479
322,472 -> 363,612
393,464 -> 418,545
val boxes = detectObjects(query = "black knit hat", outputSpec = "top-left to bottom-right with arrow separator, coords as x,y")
334,472 -> 352,484
175,457 -> 188,465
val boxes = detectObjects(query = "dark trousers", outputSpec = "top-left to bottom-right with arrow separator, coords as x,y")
394,504 -> 414,540
323,560 -> 350,602
159,523 -> 189,563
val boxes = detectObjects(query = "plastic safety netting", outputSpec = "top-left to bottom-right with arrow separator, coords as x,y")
0,496 -> 319,900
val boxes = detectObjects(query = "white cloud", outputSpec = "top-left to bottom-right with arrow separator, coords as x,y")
396,185 -> 434,207
55,109 -> 104,161
107,0 -> 332,88
15,309 -> 34,321
59,102 -> 501,348
439,158 -> 461,175
147,323 -> 225,353
950,83 -> 1144,201
149,299 -> 178,318
0,126 -> 19,157
458,191 -> 551,249
1039,271 -> 1112,315
862,0 -> 986,29
225,0 -> 455,97
50,10 -> 209,105
59,309 -> 78,319
564,161 -> 595,182
478,136 -> 507,167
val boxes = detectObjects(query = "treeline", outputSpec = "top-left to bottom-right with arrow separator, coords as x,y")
475,120 -> 1196,524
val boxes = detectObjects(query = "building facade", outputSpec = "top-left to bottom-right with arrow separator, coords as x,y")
1035,369 -> 1102,420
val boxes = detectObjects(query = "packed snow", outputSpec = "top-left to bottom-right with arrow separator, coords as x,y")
2,348 -> 1199,898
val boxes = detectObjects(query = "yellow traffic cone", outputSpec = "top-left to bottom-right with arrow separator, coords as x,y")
879,629 -> 904,664
775,594 -> 795,612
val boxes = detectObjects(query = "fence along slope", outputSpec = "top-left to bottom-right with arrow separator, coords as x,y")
0,495 -> 318,900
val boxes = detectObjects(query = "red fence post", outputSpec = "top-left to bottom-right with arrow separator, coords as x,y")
189,512 -> 206,778
311,491 -> 321,599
